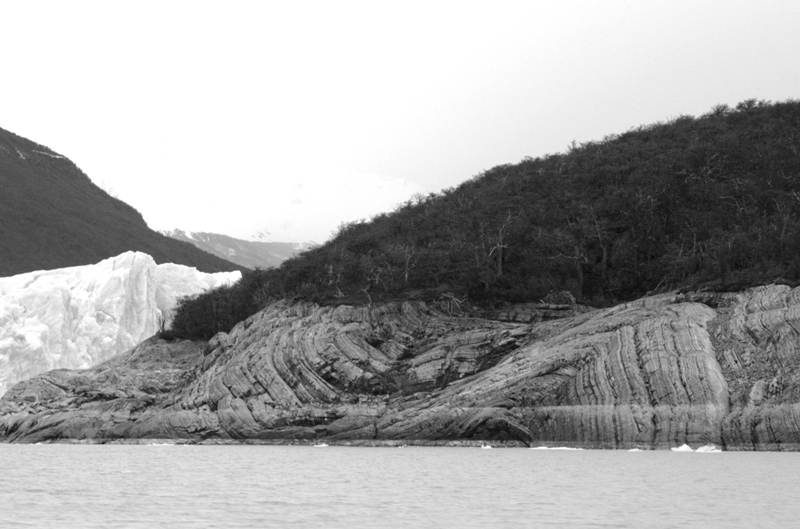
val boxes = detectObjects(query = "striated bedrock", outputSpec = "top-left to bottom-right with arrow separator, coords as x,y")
0,251 -> 240,396
3,285 -> 800,449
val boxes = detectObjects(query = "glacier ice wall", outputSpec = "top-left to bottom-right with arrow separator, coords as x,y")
0,251 -> 240,396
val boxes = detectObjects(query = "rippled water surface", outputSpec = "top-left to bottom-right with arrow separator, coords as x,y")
1,444 -> 799,528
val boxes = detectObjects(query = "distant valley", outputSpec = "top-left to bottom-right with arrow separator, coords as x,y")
161,229 -> 312,270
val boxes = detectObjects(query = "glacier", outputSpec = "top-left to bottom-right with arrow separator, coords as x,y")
0,252 -> 240,396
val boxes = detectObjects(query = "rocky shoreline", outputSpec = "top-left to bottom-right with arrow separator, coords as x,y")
3,285 -> 800,450
14,438 -> 530,448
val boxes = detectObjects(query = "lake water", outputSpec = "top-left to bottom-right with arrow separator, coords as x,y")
1,444 -> 798,528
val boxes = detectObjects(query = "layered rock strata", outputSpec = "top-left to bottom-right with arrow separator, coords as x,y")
2,285 -> 800,449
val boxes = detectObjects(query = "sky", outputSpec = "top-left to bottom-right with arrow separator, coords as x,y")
2,1 -> 799,243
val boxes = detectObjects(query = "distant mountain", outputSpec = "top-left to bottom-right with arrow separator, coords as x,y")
0,126 -> 243,277
161,229 -> 312,269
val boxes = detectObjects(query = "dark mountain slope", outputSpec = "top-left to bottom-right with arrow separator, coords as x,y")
168,99 -> 800,339
0,127 -> 243,276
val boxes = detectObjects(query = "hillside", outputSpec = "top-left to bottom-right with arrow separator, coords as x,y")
5,100 -> 800,449
169,99 -> 800,340
161,229 -> 306,269
0,127 -> 243,276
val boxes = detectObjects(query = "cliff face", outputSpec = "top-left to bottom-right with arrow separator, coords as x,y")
0,252 -> 240,396
3,284 -> 800,450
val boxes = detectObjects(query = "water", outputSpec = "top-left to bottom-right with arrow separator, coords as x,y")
1,444 -> 798,528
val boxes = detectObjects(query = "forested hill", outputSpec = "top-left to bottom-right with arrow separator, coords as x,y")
170,99 -> 800,339
0,127 -> 243,276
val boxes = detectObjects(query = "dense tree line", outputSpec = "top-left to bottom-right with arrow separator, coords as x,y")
169,99 -> 800,339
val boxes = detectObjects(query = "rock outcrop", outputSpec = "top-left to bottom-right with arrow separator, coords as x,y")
0,252 -> 240,396
3,284 -> 800,450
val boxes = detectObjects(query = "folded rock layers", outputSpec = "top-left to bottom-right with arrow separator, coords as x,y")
3,285 -> 800,450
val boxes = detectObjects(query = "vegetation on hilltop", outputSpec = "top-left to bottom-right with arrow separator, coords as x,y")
0,127 -> 244,276
168,99 -> 800,339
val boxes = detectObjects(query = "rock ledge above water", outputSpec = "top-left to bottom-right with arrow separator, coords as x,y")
3,285 -> 800,450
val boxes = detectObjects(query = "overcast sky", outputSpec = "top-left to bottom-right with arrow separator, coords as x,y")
2,1 -> 799,243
